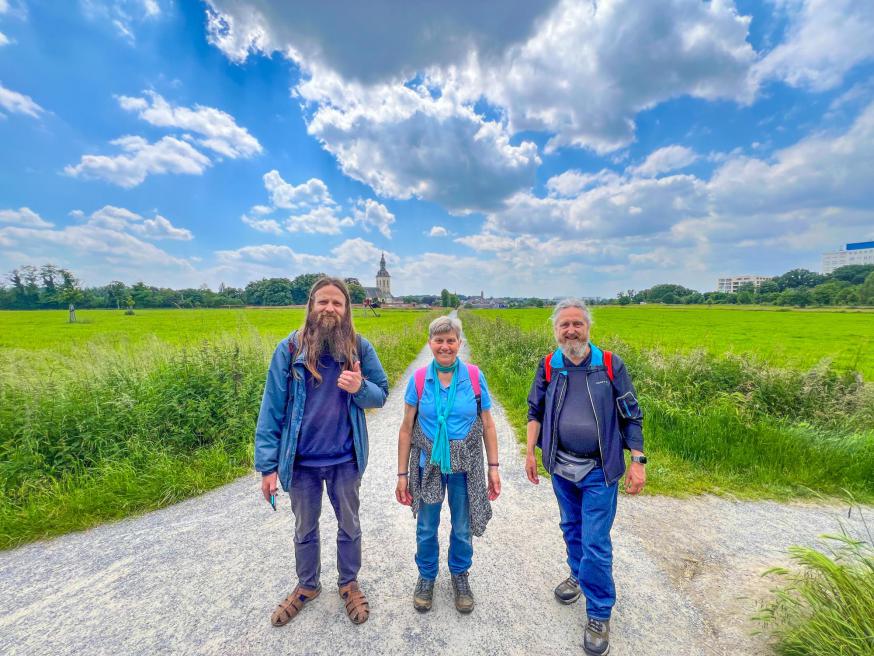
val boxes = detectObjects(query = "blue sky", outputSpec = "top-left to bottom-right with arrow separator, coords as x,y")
1,0 -> 873,298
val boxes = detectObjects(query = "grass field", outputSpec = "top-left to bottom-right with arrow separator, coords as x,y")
461,308 -> 874,502
0,307 -> 438,548
474,305 -> 874,380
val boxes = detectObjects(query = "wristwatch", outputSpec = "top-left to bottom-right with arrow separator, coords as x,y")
630,455 -> 647,464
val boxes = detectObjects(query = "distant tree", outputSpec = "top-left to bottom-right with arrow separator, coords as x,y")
441,289 -> 450,307
736,290 -> 754,305
244,278 -> 295,306
347,280 -> 367,304
617,292 -> 631,305
57,269 -> 84,322
829,264 -> 874,286
290,273 -> 326,304
125,295 -> 135,315
777,287 -> 812,307
106,281 -> 128,309
860,271 -> 874,305
758,279 -> 780,295
774,269 -> 825,291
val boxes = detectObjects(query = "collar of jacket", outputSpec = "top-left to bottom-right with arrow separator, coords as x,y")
549,343 -> 603,374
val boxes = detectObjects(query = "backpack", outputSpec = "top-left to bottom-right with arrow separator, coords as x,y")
414,363 -> 482,415
543,348 -> 614,383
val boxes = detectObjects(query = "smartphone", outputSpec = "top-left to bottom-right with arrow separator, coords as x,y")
269,493 -> 277,511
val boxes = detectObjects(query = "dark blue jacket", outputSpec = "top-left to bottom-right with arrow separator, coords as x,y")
527,343 -> 643,485
254,331 -> 389,491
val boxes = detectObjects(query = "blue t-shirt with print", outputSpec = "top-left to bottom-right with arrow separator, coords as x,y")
404,360 -> 492,467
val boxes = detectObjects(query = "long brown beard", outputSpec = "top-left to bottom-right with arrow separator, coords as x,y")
301,311 -> 357,384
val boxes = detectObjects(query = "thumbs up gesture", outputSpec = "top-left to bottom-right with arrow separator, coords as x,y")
338,360 -> 364,394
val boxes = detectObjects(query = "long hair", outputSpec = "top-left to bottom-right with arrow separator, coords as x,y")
301,276 -> 357,384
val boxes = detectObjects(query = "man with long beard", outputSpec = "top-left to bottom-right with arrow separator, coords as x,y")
255,277 -> 388,627
525,298 -> 646,656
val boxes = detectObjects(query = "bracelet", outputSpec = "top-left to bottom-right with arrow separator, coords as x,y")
397,472 -> 409,477
488,463 -> 500,468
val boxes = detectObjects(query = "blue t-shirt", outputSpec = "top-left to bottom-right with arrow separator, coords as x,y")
296,352 -> 355,467
404,361 -> 492,467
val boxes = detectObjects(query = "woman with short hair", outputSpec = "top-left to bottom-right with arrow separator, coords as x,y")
395,315 -> 501,613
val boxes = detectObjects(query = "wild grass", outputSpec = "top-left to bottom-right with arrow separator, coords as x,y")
460,312 -> 874,501
756,525 -> 874,655
0,310 -> 438,548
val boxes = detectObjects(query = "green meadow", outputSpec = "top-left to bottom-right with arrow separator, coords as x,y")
0,307 -> 437,548
461,307 -> 874,502
475,305 -> 874,380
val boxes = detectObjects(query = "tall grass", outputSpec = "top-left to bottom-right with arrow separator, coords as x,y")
756,527 -> 874,655
0,313 -> 438,549
460,312 -> 874,501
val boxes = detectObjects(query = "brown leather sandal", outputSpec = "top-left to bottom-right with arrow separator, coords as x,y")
271,584 -> 321,627
339,581 -> 370,624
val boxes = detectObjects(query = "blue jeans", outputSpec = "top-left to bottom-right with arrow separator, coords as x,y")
415,472 -> 472,580
551,466 -> 618,620
289,461 -> 361,589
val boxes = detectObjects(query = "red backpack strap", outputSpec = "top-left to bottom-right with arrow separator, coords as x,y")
544,353 -> 553,383
604,350 -> 614,382
414,367 -> 427,401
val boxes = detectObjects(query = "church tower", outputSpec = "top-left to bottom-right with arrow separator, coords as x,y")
376,252 -> 391,299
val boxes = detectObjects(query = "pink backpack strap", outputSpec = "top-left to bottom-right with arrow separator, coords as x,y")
466,364 -> 481,397
603,350 -> 614,382
414,367 -> 427,400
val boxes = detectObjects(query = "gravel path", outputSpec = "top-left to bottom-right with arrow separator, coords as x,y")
1,338 -> 871,656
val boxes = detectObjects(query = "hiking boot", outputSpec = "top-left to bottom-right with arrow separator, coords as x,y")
413,577 -> 435,612
583,617 -> 610,656
451,572 -> 474,614
554,575 -> 581,604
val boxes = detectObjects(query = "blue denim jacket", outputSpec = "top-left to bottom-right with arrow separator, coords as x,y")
254,331 -> 389,490
527,343 -> 644,485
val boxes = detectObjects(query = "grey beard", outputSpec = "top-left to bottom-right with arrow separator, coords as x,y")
561,340 -> 588,359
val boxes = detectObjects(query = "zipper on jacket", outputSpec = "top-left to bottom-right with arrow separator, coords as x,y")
551,375 -> 567,469
585,371 -> 608,484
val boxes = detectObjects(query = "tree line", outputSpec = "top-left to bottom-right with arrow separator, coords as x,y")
0,266 -> 369,310
609,266 -> 874,307
3,263 -> 873,311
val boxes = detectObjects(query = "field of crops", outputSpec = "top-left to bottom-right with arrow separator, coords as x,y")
0,308 -> 438,548
461,307 -> 874,502
474,305 -> 874,380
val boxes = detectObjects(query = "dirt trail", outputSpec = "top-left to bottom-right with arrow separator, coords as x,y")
1,339 -> 870,655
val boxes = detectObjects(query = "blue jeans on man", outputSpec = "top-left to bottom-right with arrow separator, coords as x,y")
289,461 -> 361,589
551,465 -> 619,620
415,471 -> 472,580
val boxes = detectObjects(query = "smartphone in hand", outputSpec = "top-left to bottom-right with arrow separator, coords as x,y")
269,493 -> 277,511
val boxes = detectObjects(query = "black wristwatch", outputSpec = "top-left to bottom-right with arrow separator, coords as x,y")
630,455 -> 647,464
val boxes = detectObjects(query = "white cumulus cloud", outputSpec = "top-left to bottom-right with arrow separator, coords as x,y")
352,198 -> 395,238
627,145 -> 699,178
117,91 -> 262,158
64,135 -> 211,187
0,82 -> 44,118
0,207 -> 54,228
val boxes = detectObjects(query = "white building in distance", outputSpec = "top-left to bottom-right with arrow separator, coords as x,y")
822,241 -> 874,274
716,275 -> 773,293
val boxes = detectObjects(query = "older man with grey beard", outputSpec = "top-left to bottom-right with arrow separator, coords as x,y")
526,298 -> 646,656
255,276 -> 388,628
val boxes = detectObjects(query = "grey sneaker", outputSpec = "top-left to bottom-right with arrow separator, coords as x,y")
554,575 -> 581,604
413,577 -> 434,612
451,572 -> 474,614
584,617 -> 610,656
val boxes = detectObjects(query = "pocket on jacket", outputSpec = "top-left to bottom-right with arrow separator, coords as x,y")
616,391 -> 642,420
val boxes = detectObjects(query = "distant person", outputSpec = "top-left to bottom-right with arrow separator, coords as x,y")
395,315 -> 501,613
255,276 -> 388,627
526,298 -> 646,656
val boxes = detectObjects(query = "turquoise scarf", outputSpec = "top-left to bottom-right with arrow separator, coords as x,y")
429,358 -> 459,474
